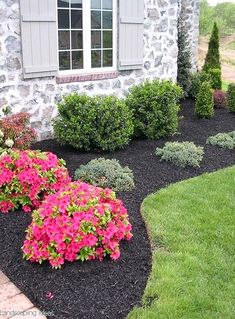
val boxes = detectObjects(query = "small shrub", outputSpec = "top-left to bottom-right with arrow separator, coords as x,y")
227,83 -> 235,112
189,71 -> 212,98
0,149 -> 71,213
156,141 -> 204,168
207,68 -> 222,89
213,90 -> 227,108
195,81 -> 214,119
0,112 -> 37,150
53,94 -> 134,151
74,158 -> 135,192
22,181 -> 133,268
207,131 -> 235,149
126,80 -> 183,140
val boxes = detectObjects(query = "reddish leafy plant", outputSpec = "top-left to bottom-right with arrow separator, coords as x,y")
0,112 -> 37,149
213,90 -> 227,109
0,149 -> 71,213
22,181 -> 133,268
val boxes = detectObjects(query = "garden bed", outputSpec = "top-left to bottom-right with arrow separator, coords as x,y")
0,99 -> 234,319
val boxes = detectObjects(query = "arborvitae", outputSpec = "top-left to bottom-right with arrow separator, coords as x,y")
177,17 -> 192,95
195,81 -> 214,119
203,22 -> 220,71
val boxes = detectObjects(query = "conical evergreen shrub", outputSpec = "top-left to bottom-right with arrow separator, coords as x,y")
195,81 -> 214,119
227,83 -> 235,113
203,22 -> 220,72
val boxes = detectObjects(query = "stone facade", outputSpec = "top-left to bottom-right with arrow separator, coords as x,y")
0,0 -> 199,140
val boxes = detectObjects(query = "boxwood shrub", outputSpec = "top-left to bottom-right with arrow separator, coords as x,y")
126,80 -> 183,140
74,158 -> 135,192
195,81 -> 214,119
189,71 -> 212,98
227,83 -> 235,113
207,68 -> 222,90
53,94 -> 134,151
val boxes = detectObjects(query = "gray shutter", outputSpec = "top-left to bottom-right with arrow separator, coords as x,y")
20,0 -> 58,79
119,0 -> 144,71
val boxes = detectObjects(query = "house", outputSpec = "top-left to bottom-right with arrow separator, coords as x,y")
0,0 -> 199,140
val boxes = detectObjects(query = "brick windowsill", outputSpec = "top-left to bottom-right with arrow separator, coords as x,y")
56,71 -> 119,84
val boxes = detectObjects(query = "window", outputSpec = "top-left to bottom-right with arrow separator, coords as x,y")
57,0 -> 117,74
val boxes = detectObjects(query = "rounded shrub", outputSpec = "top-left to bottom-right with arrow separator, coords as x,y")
74,158 -> 135,192
189,71 -> 212,98
213,90 -> 227,108
22,181 -> 133,268
126,80 -> 183,140
53,94 -> 134,151
156,141 -> 204,168
0,149 -> 71,213
195,81 -> 214,119
227,83 -> 235,112
207,68 -> 222,90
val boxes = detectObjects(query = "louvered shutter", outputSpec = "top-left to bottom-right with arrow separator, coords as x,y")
119,0 -> 144,71
20,0 -> 58,79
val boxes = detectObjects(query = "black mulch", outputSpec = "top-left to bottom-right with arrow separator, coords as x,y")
0,99 -> 234,319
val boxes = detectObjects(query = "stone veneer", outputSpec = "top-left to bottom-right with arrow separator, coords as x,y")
0,0 -> 199,140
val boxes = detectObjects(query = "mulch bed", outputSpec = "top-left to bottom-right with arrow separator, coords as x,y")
0,99 -> 234,319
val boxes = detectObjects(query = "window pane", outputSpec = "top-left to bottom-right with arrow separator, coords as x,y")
58,0 -> 69,8
71,0 -> 82,8
71,10 -> 82,29
103,0 -> 112,10
91,31 -> 101,49
91,50 -> 101,68
58,9 -> 69,29
103,50 -> 112,67
91,11 -> 101,29
59,31 -> 70,50
103,31 -> 112,48
102,11 -> 112,29
72,31 -> 83,49
72,51 -> 83,69
91,0 -> 101,9
59,51 -> 70,70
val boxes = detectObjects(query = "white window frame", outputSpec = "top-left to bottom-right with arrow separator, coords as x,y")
57,0 -> 117,75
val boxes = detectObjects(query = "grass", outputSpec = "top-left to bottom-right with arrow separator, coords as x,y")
128,167 -> 235,319
227,40 -> 235,50
222,81 -> 229,91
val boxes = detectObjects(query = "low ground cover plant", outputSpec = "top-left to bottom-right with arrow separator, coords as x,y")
213,90 -> 227,108
207,131 -> 235,149
74,158 -> 135,192
227,83 -> 235,112
22,181 -> 133,268
0,112 -> 37,150
156,141 -> 204,167
53,94 -> 134,152
0,149 -> 71,213
195,81 -> 214,118
126,80 -> 183,140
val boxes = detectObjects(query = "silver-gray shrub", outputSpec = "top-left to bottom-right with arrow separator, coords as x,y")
74,158 -> 135,192
156,141 -> 204,168
206,131 -> 235,150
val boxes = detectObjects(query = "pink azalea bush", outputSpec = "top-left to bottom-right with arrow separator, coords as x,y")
0,149 -> 71,213
22,181 -> 133,268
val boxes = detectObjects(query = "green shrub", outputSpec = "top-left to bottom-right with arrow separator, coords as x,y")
189,71 -> 212,98
53,94 -> 134,151
126,80 -> 183,140
203,22 -> 221,72
207,68 -> 222,89
177,17 -> 192,96
227,83 -> 235,112
156,141 -> 204,168
207,131 -> 235,149
74,158 -> 135,191
195,81 -> 214,119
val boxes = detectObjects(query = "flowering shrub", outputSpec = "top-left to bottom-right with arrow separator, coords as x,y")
22,181 -> 133,268
0,112 -> 37,150
0,149 -> 71,213
213,90 -> 227,108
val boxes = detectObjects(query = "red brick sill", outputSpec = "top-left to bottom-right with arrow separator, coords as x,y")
56,71 -> 119,84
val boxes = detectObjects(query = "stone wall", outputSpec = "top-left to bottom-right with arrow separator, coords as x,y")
0,0 -> 198,140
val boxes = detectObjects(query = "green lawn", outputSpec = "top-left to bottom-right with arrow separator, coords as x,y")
128,167 -> 235,319
222,81 -> 229,91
